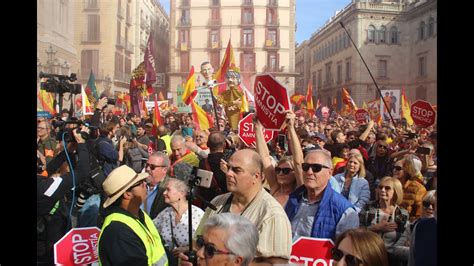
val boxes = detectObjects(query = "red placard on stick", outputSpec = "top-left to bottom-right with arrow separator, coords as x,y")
410,100 -> 436,127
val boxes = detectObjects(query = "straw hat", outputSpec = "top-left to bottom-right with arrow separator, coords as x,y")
102,165 -> 149,208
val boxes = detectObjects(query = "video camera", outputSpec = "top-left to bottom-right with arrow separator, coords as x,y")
53,118 -> 98,142
39,72 -> 82,95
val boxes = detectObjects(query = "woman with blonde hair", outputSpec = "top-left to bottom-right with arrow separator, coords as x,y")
332,154 -> 370,212
332,228 -> 389,266
359,176 -> 410,266
392,154 -> 427,221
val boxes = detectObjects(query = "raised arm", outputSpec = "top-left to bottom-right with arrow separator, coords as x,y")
286,111 -> 304,187
254,115 -> 278,192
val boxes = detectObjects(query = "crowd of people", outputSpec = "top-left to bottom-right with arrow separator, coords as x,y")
37,61 -> 437,266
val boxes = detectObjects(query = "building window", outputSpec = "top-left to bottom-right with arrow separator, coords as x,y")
212,0 -> 220,5
180,52 -> 189,72
267,29 -> 277,45
378,60 -> 387,78
243,29 -> 253,46
390,27 -> 398,44
88,14 -> 100,41
428,17 -> 435,37
210,30 -> 219,48
244,0 -> 252,4
180,30 -> 189,44
368,25 -> 376,43
325,63 -> 332,85
339,35 -> 343,51
81,50 -> 99,77
211,8 -> 220,20
419,56 -> 426,77
419,21 -> 425,40
416,86 -> 427,100
242,53 -> 254,72
345,60 -> 351,81
343,34 -> 348,48
268,53 -> 278,71
318,70 -> 322,88
379,26 -> 386,43
242,8 -> 253,24
86,0 -> 98,8
311,72 -> 316,88
337,64 -> 342,84
181,9 -> 190,25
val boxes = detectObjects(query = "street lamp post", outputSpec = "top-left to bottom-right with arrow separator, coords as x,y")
45,45 -> 57,74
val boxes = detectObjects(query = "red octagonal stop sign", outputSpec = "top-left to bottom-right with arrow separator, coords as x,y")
238,113 -> 275,147
254,74 -> 291,130
410,100 -> 436,127
54,227 -> 101,266
290,237 -> 334,266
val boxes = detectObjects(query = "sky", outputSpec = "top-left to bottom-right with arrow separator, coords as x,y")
158,0 -> 351,44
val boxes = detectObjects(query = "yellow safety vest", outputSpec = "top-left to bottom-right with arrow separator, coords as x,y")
161,134 -> 172,155
99,211 -> 168,266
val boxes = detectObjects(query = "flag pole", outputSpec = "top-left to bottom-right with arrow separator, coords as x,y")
339,21 -> 396,128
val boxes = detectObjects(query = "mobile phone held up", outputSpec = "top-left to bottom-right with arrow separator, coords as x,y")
277,134 -> 287,150
415,147 -> 431,155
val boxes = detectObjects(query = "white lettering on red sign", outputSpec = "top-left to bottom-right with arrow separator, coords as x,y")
72,233 -> 93,264
255,81 -> 286,126
412,106 -> 434,121
289,255 -> 334,266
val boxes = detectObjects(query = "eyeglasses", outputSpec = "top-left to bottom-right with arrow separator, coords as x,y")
127,179 -> 146,191
146,163 -> 167,171
275,167 -> 293,175
378,145 -> 388,150
422,201 -> 434,208
331,248 -> 363,266
378,185 -> 392,191
196,235 -> 234,258
302,163 -> 330,173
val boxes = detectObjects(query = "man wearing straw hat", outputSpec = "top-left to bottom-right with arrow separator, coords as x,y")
98,165 -> 168,266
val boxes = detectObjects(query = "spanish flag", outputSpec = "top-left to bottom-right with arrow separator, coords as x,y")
213,39 -> 236,95
38,84 -> 57,115
191,101 -> 211,131
152,94 -> 162,136
182,66 -> 198,105
306,80 -> 315,116
81,85 -> 94,115
290,93 -> 305,105
401,88 -> 414,126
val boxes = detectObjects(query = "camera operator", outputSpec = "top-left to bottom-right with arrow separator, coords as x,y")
37,126 -> 90,266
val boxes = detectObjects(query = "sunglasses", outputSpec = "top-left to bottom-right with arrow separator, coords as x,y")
378,145 -> 388,150
302,163 -> 330,173
378,185 -> 392,191
275,167 -> 293,175
422,201 -> 434,208
331,248 -> 363,266
393,166 -> 403,171
146,163 -> 167,171
196,235 -> 234,258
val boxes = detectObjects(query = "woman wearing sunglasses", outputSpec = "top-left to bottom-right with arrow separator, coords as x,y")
359,176 -> 410,266
332,228 -> 389,266
332,154 -> 370,213
392,154 -> 427,222
254,110 -> 304,207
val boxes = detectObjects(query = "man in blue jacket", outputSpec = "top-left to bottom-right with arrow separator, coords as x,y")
285,149 -> 359,241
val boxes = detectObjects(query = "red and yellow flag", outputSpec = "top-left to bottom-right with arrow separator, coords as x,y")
367,99 -> 382,125
213,39 -> 236,95
341,88 -> 358,115
191,101 -> 211,131
123,94 -> 131,113
401,88 -> 414,126
81,85 -> 94,115
306,80 -> 315,116
182,66 -> 198,105
290,93 -> 305,106
38,85 -> 57,115
152,94 -> 162,136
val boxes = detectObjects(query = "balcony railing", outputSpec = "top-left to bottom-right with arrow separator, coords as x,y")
263,40 -> 280,49
240,41 -> 254,49
240,19 -> 254,27
181,0 -> 190,7
356,2 -> 404,12
242,0 -> 253,6
266,18 -> 280,27
83,0 -> 99,10
268,0 -> 278,7
177,42 -> 189,51
208,18 -> 221,27
208,40 -> 221,49
81,32 -> 101,43
177,18 -> 191,27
